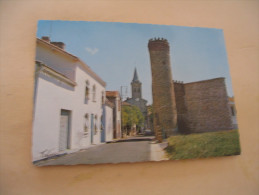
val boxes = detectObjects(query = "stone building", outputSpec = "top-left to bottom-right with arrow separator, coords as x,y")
148,38 -> 233,141
124,68 -> 148,131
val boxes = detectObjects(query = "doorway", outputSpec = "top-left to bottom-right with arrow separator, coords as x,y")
59,109 -> 71,151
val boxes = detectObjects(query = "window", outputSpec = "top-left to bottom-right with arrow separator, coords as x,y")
101,115 -> 104,131
85,80 -> 90,103
94,115 -> 98,134
84,114 -> 89,135
92,85 -> 96,102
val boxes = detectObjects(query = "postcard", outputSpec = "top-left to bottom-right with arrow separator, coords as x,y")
32,21 -> 240,166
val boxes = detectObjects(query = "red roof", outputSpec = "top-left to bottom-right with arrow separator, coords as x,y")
106,91 -> 119,97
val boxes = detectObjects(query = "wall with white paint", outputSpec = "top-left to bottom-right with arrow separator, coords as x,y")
105,105 -> 114,142
33,42 -> 106,161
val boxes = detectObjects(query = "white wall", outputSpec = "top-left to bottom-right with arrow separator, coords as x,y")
71,64 -> 105,149
33,72 -> 75,161
105,105 -> 113,142
33,44 -> 105,161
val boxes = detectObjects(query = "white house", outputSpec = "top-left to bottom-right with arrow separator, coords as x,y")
33,37 -> 110,162
106,91 -> 122,139
101,100 -> 114,142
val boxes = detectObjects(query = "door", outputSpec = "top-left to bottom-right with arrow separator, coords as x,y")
91,114 -> 94,144
59,110 -> 71,151
101,114 -> 105,142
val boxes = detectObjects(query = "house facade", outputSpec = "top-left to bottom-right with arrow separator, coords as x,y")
106,91 -> 122,139
33,37 -> 106,161
101,100 -> 114,142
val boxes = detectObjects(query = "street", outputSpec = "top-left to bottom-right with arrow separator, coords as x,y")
35,136 -> 168,166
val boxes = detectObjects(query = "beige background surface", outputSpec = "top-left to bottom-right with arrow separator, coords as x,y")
0,0 -> 258,194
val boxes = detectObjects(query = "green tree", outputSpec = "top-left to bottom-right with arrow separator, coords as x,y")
122,105 -> 144,135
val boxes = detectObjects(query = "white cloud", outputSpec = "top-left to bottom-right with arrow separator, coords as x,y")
85,47 -> 99,55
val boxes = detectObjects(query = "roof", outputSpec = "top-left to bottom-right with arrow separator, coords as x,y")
184,77 -> 225,85
122,101 -> 131,106
36,61 -> 77,87
132,68 -> 140,82
37,38 -> 78,59
106,91 -> 120,97
36,38 -> 106,87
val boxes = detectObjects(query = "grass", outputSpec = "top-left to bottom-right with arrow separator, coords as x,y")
165,130 -> 241,160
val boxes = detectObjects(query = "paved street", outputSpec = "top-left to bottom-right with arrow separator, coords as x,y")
35,136 -> 168,166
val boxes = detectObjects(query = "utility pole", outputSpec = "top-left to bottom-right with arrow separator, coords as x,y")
120,86 -> 128,138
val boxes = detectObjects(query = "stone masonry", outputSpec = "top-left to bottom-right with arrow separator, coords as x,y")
148,38 -> 233,140
174,78 -> 233,133
148,38 -> 178,142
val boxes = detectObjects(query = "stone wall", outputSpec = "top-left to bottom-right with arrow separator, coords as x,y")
174,82 -> 190,133
175,78 -> 233,133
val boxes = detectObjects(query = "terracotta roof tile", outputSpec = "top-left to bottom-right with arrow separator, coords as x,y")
106,91 -> 119,97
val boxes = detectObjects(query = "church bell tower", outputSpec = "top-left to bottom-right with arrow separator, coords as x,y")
131,68 -> 142,99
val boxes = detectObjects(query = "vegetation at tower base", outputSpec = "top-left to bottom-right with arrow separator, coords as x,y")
122,105 -> 144,135
164,130 -> 241,160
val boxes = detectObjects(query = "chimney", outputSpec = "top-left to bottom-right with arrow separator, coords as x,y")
41,36 -> 50,42
50,42 -> 66,50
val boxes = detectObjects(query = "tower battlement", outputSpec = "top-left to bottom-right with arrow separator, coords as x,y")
148,38 -> 169,51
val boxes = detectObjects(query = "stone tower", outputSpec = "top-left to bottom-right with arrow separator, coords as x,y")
131,68 -> 142,99
148,38 -> 177,142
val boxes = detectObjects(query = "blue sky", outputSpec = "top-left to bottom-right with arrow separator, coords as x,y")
37,20 -> 234,104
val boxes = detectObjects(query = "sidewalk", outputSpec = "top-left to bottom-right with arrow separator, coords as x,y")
150,141 -> 169,161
